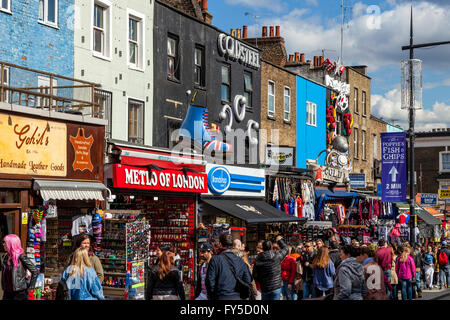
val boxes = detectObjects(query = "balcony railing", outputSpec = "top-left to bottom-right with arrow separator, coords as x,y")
0,61 -> 103,118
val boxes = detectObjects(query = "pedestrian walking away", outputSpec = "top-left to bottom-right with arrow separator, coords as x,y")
437,241 -> 450,289
411,244 -> 423,298
395,246 -> 415,301
357,246 -> 389,300
61,248 -> 104,300
281,246 -> 297,300
312,246 -> 335,297
333,245 -> 366,300
1,234 -> 38,300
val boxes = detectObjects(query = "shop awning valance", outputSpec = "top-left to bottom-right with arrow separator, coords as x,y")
416,207 -> 441,225
202,198 -> 305,223
315,188 -> 360,200
33,180 -> 107,201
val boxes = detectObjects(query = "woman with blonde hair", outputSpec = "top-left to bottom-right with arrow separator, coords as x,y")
61,248 -> 104,300
395,245 -> 416,300
312,246 -> 335,297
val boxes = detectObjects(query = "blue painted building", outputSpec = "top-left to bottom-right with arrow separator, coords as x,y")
296,75 -> 327,168
0,0 -> 74,93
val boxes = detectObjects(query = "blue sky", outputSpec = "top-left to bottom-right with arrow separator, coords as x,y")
208,0 -> 450,131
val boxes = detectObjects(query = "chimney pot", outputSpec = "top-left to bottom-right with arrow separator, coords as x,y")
243,25 -> 248,39
295,52 -> 300,62
262,26 -> 267,37
289,54 -> 294,62
276,26 -> 280,37
202,0 -> 208,11
230,29 -> 236,37
269,26 -> 274,37
236,29 -> 241,39
300,53 -> 305,62
320,56 -> 324,66
314,56 -> 318,66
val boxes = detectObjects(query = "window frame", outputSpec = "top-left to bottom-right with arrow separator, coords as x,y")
283,86 -> 291,122
243,71 -> 253,110
440,151 -> 450,173
373,134 -> 378,160
221,64 -> 231,103
361,130 -> 366,160
306,101 -> 317,127
267,80 -> 275,118
38,0 -> 58,27
354,87 -> 359,114
2,67 -> 9,102
167,34 -> 180,81
362,90 -> 367,116
91,0 -> 112,61
1,0 -> 11,13
126,9 -> 145,71
353,127 -> 359,159
194,45 -> 205,87
127,98 -> 145,145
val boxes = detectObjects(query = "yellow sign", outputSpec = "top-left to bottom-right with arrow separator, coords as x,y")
0,113 -> 67,176
439,189 -> 450,199
21,212 -> 28,225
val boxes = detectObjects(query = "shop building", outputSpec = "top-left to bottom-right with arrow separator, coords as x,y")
153,0 -> 261,165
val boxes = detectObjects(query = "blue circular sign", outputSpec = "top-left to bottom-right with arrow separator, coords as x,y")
208,167 -> 231,194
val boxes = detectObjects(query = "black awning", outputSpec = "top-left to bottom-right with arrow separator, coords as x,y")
202,198 -> 305,224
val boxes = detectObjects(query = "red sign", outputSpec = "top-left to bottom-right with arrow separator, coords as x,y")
113,164 -> 208,193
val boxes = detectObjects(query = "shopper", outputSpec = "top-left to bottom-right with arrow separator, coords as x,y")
67,234 -> 104,284
280,246 -> 297,300
195,242 -> 214,300
242,244 -> 259,300
390,246 -> 399,300
206,233 -> 252,300
0,234 -> 38,300
329,241 -> 341,270
357,246 -> 388,300
312,246 -> 335,297
376,239 -> 393,298
253,235 -> 288,300
423,245 -> 435,290
433,245 -> 440,288
231,239 -> 244,258
333,245 -> 366,300
301,241 -> 317,298
395,246 -> 416,300
293,247 -> 304,300
61,248 -> 104,300
316,239 -> 324,251
146,245 -> 185,300
411,244 -> 423,298
437,241 -> 450,289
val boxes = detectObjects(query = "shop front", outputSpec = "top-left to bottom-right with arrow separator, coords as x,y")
199,164 -> 302,256
103,143 -> 207,299
0,109 -> 108,300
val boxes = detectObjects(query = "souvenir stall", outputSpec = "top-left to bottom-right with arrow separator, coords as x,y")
103,143 -> 207,299
199,164 -> 303,257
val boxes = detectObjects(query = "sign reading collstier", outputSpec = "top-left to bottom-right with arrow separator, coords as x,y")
381,132 -> 407,202
0,113 -> 67,176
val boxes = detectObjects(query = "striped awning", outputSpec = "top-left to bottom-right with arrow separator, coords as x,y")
33,180 -> 106,201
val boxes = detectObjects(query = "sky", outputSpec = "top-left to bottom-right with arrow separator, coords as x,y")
208,0 -> 450,131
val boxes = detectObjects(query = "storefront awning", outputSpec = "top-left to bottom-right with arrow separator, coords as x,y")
202,198 -> 305,223
416,207 -> 441,225
315,188 -> 360,200
33,180 -> 107,201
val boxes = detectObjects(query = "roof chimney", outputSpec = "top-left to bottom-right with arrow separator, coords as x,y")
295,52 -> 300,62
320,56 -> 324,66
230,29 -> 236,37
300,53 -> 305,62
236,28 -> 241,39
202,0 -> 208,11
243,25 -> 248,39
269,26 -> 274,37
289,54 -> 294,62
276,26 -> 280,37
262,26 -> 267,37
314,56 -> 318,66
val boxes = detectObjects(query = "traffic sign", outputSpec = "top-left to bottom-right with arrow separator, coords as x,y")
381,132 -> 407,202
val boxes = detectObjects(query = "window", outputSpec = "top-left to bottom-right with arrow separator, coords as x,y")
373,134 -> 377,160
167,35 -> 180,80
284,87 -> 290,122
1,0 -> 11,12
167,119 -> 181,149
244,72 -> 253,109
353,128 -> 358,159
128,99 -> 144,145
127,10 -> 145,70
39,0 -> 58,25
1,67 -> 9,102
221,65 -> 231,102
354,88 -> 359,114
94,89 -> 112,136
194,46 -> 205,87
92,1 -> 111,59
37,76 -> 57,108
268,81 -> 275,118
362,91 -> 367,116
306,101 -> 317,126
361,130 -> 366,160
440,152 -> 450,172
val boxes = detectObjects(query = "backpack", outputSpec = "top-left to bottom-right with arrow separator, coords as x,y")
438,251 -> 448,265
55,280 -> 70,300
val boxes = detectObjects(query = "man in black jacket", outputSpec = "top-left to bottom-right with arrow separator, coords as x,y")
300,241 -> 316,298
206,233 -> 252,300
252,235 -> 288,300
329,241 -> 341,270
438,241 -> 450,289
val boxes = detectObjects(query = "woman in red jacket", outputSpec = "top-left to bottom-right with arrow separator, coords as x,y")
281,246 -> 297,300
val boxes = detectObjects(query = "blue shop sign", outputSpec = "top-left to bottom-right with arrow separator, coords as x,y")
208,166 -> 231,194
420,193 -> 438,205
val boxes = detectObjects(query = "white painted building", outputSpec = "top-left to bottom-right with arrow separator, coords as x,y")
74,0 -> 154,146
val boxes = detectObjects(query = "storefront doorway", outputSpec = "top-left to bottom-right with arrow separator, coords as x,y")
0,209 -> 19,241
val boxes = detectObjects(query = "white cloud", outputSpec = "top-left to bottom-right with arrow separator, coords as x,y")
371,89 -> 450,131
305,0 -> 318,6
225,0 -> 286,13
423,78 -> 450,89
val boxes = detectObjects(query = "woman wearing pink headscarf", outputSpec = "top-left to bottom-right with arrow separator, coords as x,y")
1,234 -> 38,300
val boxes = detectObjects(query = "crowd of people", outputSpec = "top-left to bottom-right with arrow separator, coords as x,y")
1,231 -> 450,301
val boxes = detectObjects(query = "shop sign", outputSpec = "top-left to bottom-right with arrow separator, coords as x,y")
349,173 -> 366,188
69,128 -> 94,172
439,189 -> 450,199
218,33 -> 261,69
421,193 -> 438,205
265,146 -> 294,166
21,212 -> 28,225
325,75 -> 350,95
308,162 -> 349,184
381,132 -> 407,203
0,113 -> 67,176
205,164 -> 265,197
113,164 -> 207,193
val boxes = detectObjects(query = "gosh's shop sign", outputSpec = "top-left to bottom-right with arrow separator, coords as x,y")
113,164 -> 207,193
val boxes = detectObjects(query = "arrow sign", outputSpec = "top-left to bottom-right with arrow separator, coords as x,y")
389,166 -> 398,182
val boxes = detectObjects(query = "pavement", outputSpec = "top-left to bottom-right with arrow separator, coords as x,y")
416,288 -> 450,300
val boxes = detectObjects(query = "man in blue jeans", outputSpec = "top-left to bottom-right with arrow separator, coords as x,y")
253,235 -> 288,300
300,241 -> 316,299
